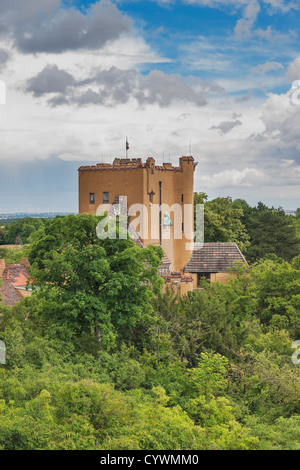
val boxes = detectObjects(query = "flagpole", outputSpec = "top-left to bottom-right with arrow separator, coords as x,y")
126,137 -> 129,158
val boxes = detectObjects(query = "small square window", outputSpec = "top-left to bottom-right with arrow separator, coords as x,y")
197,272 -> 211,285
89,193 -> 95,204
103,192 -> 109,204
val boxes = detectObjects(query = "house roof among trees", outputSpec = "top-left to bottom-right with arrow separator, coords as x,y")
184,242 -> 248,273
0,259 -> 31,306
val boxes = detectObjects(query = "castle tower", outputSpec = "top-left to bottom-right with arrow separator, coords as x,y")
78,156 -> 195,273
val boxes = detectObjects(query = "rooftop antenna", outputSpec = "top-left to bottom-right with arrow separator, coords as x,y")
189,140 -> 192,156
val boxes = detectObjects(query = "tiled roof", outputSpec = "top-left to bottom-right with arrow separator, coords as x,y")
0,260 -> 31,306
184,242 -> 247,273
164,271 -> 193,283
2,263 -> 31,286
0,279 -> 22,306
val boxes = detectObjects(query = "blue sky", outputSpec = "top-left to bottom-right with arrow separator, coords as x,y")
0,0 -> 299,212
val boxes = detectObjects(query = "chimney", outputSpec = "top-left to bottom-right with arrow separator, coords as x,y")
0,259 -> 5,277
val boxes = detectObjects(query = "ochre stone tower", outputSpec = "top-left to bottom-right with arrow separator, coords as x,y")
78,156 -> 195,273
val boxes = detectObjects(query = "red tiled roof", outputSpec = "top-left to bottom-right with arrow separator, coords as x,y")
2,263 -> 32,287
0,261 -> 32,306
0,279 -> 22,306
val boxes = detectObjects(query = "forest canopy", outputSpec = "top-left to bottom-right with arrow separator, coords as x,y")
0,207 -> 299,451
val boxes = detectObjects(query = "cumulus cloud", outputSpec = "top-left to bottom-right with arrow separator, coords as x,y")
260,85 -> 300,148
250,61 -> 283,75
287,57 -> 300,82
0,48 -> 10,68
0,0 -> 132,54
26,65 -> 75,97
199,167 -> 265,188
183,0 -> 298,40
25,65 -> 221,107
210,119 -> 242,134
235,0 -> 261,38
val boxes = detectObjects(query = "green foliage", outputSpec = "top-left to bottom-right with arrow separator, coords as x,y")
194,193 -> 250,252
26,214 -> 163,346
245,415 -> 300,450
195,195 -> 300,264
233,200 -> 300,263
1,218 -> 51,246
0,212 -> 299,450
247,257 -> 300,337
0,246 -> 28,264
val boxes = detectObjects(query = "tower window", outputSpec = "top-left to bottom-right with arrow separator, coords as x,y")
181,194 -> 184,203
89,193 -> 95,204
103,192 -> 109,204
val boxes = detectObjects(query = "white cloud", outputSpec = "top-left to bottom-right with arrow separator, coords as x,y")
235,0 -> 261,38
210,119 -> 242,133
250,61 -> 283,75
287,57 -> 300,82
198,167 -> 265,188
280,158 -> 295,167
0,0 -> 132,54
254,25 -> 297,42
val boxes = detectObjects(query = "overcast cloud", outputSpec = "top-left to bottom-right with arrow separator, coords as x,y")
25,65 -> 218,107
0,0 -> 299,212
0,0 -> 132,53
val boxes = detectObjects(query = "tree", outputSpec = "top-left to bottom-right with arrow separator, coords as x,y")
246,256 -> 300,337
292,208 -> 300,239
2,218 -> 50,245
194,193 -> 250,252
26,214 -> 163,347
234,201 -> 300,263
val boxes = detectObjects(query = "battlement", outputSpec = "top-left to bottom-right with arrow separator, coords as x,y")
78,156 -> 194,172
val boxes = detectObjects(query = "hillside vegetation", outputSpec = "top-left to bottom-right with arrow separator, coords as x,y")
0,204 -> 299,450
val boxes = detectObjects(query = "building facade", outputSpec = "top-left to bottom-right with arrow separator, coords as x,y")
78,156 -> 248,293
78,156 -> 196,274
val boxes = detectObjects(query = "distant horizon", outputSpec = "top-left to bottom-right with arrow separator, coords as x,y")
0,203 -> 298,217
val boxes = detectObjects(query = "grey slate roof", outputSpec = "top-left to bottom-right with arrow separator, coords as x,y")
184,242 -> 248,273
